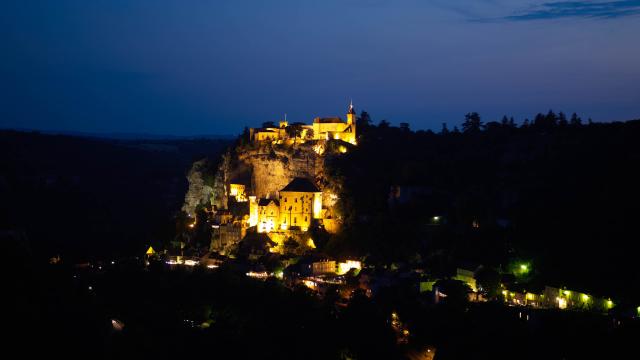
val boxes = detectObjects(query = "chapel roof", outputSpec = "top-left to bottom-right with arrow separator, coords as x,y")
280,177 -> 321,193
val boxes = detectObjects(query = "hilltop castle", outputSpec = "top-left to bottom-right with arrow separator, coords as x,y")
204,103 -> 358,255
250,102 -> 357,145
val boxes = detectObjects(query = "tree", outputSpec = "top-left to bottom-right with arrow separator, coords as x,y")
399,123 -> 410,132
484,121 -> 501,132
558,112 -> 568,127
462,112 -> 483,133
378,120 -> 390,129
358,111 -> 372,128
475,267 -> 501,299
285,124 -> 303,140
237,126 -> 251,146
570,113 -> 582,127
434,279 -> 471,309
305,128 -> 314,139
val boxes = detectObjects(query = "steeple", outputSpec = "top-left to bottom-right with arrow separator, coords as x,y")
347,100 -> 356,124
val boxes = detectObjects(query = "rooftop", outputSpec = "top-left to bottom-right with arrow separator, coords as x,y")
280,177 -> 321,193
313,117 -> 344,124
258,198 -> 280,206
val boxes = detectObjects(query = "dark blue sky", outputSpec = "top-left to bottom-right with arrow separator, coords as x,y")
2,1 -> 639,136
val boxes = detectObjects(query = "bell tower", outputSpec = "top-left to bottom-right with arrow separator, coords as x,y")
346,100 -> 356,125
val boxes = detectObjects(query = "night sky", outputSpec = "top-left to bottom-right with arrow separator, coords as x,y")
2,1 -> 639,136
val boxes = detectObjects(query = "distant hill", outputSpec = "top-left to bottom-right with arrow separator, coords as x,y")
1,128 -> 236,140
0,130 -> 232,261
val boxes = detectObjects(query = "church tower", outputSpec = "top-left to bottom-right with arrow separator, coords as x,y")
346,100 -> 357,145
346,100 -> 356,125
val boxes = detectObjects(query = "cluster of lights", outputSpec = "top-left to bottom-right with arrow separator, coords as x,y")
246,271 -> 269,279
166,258 -> 200,267
302,279 -> 317,290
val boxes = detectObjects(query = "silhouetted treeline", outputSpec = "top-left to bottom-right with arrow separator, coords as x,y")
327,112 -> 640,301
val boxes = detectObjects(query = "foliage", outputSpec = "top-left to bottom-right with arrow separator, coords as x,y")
323,114 -> 640,300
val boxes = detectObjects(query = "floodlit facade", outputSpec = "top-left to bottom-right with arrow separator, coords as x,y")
250,177 -> 322,233
229,183 -> 247,202
250,103 -> 357,145
257,198 -> 280,233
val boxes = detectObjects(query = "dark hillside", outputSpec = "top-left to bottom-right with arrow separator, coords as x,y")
328,116 -> 640,301
0,130 -> 230,261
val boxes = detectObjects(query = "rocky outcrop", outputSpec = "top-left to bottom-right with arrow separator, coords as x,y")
242,148 -> 319,198
182,140 -> 344,222
181,158 -> 216,215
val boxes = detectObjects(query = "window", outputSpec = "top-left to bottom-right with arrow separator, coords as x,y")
294,217 -> 297,224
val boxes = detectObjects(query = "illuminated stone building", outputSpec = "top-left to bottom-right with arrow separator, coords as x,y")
257,198 -> 279,233
250,103 -> 357,145
278,177 -> 322,232
228,183 -> 247,202
249,177 -> 322,233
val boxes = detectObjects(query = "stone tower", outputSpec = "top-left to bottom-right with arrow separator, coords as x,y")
347,100 -> 356,125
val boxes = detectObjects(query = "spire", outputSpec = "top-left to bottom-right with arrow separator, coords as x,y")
348,99 -> 356,115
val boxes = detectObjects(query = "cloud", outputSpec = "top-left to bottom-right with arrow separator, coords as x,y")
504,1 -> 640,21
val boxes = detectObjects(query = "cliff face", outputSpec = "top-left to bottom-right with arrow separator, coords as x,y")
240,146 -> 321,198
181,140 -> 346,225
181,158 -> 216,215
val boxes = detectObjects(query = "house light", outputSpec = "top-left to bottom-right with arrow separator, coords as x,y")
557,297 -> 567,309
337,260 -> 362,275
